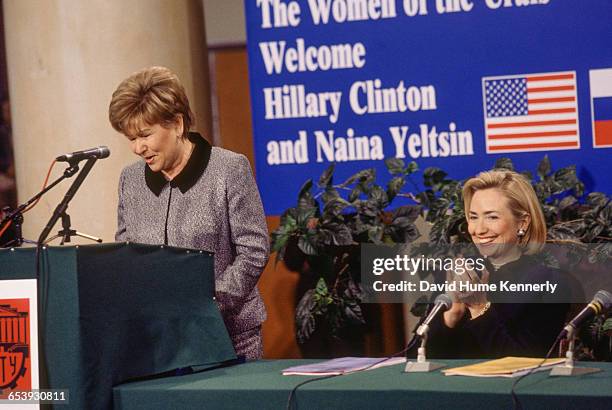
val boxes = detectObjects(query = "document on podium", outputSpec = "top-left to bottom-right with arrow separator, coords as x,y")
282,357 -> 406,376
443,357 -> 565,378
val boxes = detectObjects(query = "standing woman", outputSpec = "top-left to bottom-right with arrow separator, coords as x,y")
108,66 -> 269,360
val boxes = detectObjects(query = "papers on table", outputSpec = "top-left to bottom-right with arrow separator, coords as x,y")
282,357 -> 406,376
443,357 -> 565,378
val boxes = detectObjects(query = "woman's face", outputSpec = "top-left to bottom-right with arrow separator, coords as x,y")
126,120 -> 184,175
467,188 -> 527,259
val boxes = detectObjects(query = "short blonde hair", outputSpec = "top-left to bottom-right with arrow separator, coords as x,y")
108,66 -> 193,138
462,170 -> 546,253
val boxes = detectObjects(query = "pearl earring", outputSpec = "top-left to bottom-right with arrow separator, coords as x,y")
517,228 -> 526,237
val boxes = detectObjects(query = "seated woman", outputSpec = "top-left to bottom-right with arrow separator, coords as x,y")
427,170 -> 569,359
108,66 -> 269,360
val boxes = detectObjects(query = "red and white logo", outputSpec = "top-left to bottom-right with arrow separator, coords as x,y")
0,279 -> 38,408
0,299 -> 31,394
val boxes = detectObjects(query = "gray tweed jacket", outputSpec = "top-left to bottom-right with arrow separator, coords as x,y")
116,133 -> 269,337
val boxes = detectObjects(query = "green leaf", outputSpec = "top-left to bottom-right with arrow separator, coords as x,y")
385,158 -> 405,175
345,278 -> 362,299
387,176 -> 405,201
295,289 -> 317,343
344,303 -> 365,325
587,192 -> 609,208
598,202 -> 612,227
417,190 -> 435,209
296,207 -> 316,227
298,236 -> 317,255
321,188 -> 340,205
367,226 -> 384,244
298,179 -> 313,199
559,196 -> 577,211
494,157 -> 514,171
392,216 -> 415,229
386,220 -> 419,243
406,161 -> 419,175
588,243 -> 611,264
429,219 -> 450,245
322,197 -> 351,217
271,232 -> 289,253
583,223 -> 605,242
423,167 -> 447,190
428,197 -> 451,221
369,186 -> 389,209
315,277 -> 328,296
551,165 -> 580,195
297,180 -> 317,210
279,213 -> 297,230
340,169 -> 374,187
348,186 -> 362,202
547,225 -> 580,241
537,155 -> 551,180
392,205 -> 422,223
521,171 -> 534,183
355,200 -> 378,218
318,163 -> 335,188
324,222 -> 354,246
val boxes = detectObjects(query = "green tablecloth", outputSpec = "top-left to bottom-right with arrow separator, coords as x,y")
113,359 -> 612,409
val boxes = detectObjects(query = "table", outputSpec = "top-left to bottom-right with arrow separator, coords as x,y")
113,359 -> 612,409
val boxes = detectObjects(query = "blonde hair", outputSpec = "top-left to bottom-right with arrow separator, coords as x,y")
108,66 -> 193,138
462,170 -> 546,253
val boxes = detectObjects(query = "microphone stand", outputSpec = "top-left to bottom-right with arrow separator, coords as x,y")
44,211 -> 103,245
549,326 -> 601,376
37,157 -> 102,245
0,163 -> 81,247
404,323 -> 446,372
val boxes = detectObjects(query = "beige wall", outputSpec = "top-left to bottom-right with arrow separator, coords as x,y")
203,0 -> 246,46
4,0 -> 210,244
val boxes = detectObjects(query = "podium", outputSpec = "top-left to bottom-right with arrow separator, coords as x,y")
0,243 -> 236,409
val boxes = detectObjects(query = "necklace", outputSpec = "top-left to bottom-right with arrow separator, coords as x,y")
490,261 -> 504,271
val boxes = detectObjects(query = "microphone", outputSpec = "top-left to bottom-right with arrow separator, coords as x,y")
416,293 -> 453,337
561,290 -> 612,337
56,146 -> 110,163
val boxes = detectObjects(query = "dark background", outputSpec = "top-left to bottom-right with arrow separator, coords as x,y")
0,1 -> 16,211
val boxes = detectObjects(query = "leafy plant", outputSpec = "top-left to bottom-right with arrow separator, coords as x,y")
422,155 -> 610,247
271,156 -> 612,354
271,160 -> 422,343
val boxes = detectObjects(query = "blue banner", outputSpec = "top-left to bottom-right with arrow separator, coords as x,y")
244,0 -> 612,215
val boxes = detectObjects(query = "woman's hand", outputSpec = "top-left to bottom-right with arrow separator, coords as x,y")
443,302 -> 466,328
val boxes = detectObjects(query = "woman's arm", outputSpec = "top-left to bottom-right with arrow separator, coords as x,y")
216,154 -> 270,312
115,169 -> 127,242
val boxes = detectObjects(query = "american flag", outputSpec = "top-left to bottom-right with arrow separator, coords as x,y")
482,71 -> 580,153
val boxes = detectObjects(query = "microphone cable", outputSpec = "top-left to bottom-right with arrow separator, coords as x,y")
285,336 -> 421,410
0,160 -> 57,239
510,332 -> 563,410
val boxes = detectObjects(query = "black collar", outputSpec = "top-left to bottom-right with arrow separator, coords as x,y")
145,132 -> 212,196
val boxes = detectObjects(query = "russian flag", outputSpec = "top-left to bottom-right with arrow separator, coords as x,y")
590,68 -> 612,148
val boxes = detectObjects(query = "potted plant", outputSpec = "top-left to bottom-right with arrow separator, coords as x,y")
271,161 -> 422,353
